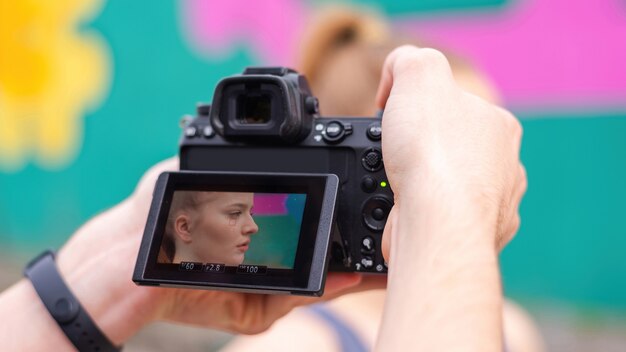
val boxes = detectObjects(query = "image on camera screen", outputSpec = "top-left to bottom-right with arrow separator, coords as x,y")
157,191 -> 306,269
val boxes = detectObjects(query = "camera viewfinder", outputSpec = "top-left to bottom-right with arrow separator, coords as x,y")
237,93 -> 272,124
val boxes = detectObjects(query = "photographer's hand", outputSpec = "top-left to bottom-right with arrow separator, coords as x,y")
375,46 -> 526,351
0,158 -> 366,350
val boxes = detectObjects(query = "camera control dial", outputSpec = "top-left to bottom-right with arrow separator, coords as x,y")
361,148 -> 383,171
362,196 -> 392,232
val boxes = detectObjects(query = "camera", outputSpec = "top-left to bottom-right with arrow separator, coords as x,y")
134,67 -> 393,296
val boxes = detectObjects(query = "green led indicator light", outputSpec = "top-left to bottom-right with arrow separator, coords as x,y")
380,181 -> 387,188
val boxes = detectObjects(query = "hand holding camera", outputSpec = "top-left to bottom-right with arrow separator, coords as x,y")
376,46 -> 526,259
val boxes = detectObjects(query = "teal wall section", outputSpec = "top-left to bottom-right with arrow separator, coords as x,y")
246,216 -> 302,268
354,0 -> 506,14
502,114 -> 626,308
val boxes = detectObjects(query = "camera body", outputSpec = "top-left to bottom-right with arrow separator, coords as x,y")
180,67 -> 393,273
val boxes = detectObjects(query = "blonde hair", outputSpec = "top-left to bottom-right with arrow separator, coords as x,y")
296,6 -> 501,115
159,191 -> 215,263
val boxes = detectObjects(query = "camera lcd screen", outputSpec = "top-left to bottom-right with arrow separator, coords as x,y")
157,191 -> 306,269
133,171 -> 338,296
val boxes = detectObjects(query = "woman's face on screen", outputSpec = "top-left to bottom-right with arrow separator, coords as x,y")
181,192 -> 259,265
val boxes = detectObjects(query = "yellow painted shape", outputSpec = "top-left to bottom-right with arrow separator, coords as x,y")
0,0 -> 109,171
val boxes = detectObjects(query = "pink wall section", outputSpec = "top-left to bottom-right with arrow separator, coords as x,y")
182,0 -> 626,110
182,0 -> 305,65
253,194 -> 288,215
402,0 -> 626,109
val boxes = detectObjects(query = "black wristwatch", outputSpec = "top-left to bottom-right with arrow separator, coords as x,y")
24,250 -> 122,352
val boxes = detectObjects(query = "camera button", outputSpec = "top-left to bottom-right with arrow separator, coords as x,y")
196,103 -> 211,116
202,125 -> 215,138
362,236 -> 375,252
361,176 -> 377,193
362,148 -> 383,171
367,123 -> 382,141
361,257 -> 374,269
372,207 -> 385,221
305,96 -> 320,114
322,121 -> 352,143
184,126 -> 198,137
325,122 -> 343,138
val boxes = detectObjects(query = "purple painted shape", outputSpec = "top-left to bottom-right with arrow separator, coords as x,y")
253,194 -> 288,215
182,0 -> 305,65
400,0 -> 626,108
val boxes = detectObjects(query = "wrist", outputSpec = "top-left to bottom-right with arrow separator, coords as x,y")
0,279 -> 75,350
55,251 -> 159,346
380,178 -> 503,351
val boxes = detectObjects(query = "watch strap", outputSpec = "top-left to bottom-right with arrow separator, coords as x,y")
24,250 -> 121,352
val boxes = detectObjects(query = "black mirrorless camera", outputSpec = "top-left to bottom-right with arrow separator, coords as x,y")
134,67 -> 393,296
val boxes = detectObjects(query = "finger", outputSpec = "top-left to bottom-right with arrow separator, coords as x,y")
498,213 -> 520,251
272,272 -> 362,304
338,274 -> 387,294
130,157 -> 179,216
258,273 -> 363,331
376,45 -> 456,110
136,157 -> 180,191
509,163 -> 528,232
375,49 -> 396,109
375,45 -> 421,109
324,272 -> 364,294
498,163 -> 527,249
381,206 -> 397,263
517,163 -> 528,199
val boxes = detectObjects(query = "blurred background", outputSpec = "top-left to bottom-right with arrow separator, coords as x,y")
1,0 -> 625,351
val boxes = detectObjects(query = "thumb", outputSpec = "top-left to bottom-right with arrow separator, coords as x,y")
381,206 -> 397,264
